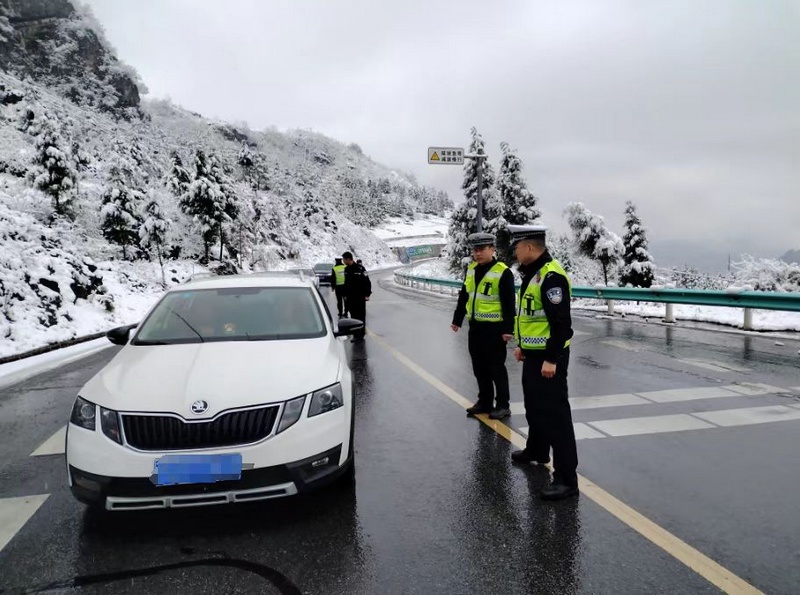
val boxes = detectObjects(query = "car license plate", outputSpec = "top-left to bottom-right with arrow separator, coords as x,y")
151,453 -> 243,486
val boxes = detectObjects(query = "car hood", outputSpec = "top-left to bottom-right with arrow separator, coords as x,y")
80,338 -> 342,418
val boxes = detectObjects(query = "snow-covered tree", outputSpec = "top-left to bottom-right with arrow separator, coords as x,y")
493,142 -> 541,263
101,166 -> 140,259
0,3 -> 14,44
447,127 -> 496,275
238,141 -> 254,184
208,152 -> 240,260
565,202 -> 624,286
548,233 -> 575,273
180,150 -> 238,262
619,201 -> 655,287
28,119 -> 77,219
165,150 -> 191,198
139,194 -> 170,284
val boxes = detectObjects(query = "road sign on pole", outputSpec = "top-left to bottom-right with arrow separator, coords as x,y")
428,147 -> 464,165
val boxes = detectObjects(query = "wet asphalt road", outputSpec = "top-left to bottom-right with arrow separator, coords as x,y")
1,269 -> 799,594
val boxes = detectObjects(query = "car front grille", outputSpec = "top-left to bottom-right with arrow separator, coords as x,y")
122,406 -> 280,451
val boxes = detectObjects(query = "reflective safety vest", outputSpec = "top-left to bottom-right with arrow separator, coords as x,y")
515,260 -> 572,350
465,261 -> 508,322
333,264 -> 346,286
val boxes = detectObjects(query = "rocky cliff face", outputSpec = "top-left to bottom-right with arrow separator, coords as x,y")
0,0 -> 142,112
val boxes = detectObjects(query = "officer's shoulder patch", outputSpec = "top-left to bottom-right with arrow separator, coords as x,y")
546,287 -> 563,304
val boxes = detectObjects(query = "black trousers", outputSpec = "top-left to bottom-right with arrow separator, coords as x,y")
522,348 -> 578,487
467,322 -> 510,409
334,287 -> 347,316
347,297 -> 366,338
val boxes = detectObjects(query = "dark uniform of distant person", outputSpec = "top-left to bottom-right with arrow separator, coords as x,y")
451,232 -> 516,420
342,251 -> 371,341
508,224 -> 579,500
331,258 -> 348,317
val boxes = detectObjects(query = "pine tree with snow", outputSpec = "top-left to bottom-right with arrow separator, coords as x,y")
238,141 -> 254,185
447,127 -> 496,275
0,2 -> 14,44
619,201 -> 655,288
565,202 -> 624,286
101,166 -> 141,260
28,119 -> 77,219
208,152 -> 240,260
493,141 -> 541,263
549,234 -> 575,273
180,149 -> 222,261
166,150 -> 191,198
139,195 -> 170,284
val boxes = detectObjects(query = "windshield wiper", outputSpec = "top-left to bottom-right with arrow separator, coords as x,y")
170,309 -> 205,342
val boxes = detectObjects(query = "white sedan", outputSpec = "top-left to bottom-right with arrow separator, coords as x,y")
66,273 -> 363,511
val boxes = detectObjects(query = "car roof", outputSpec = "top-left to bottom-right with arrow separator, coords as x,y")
172,273 -> 316,292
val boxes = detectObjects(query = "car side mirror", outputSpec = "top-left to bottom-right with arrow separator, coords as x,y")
107,323 -> 137,345
335,318 -> 365,337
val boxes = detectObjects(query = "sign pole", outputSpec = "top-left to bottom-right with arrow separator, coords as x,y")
475,157 -> 484,232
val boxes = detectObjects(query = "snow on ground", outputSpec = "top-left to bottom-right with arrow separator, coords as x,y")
402,260 -> 800,333
373,215 -> 449,245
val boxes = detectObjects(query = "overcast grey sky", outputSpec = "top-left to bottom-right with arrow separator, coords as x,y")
84,0 -> 799,268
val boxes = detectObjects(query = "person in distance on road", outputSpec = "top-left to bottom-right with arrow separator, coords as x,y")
342,251 -> 371,342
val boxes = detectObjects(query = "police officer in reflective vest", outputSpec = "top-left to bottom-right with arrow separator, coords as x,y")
451,232 -> 516,420
508,224 -> 579,500
331,258 -> 347,317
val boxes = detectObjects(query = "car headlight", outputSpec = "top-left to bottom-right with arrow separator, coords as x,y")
308,383 -> 343,417
70,397 -> 96,431
100,407 -> 123,444
277,395 -> 306,434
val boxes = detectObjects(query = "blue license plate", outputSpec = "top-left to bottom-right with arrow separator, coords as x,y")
151,453 -> 243,486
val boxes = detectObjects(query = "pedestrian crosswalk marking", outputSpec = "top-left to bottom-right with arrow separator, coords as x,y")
572,393 -> 652,409
31,426 -> 66,457
693,405 -> 800,427
723,382 -> 786,396
519,423 -> 605,440
509,382 -> 785,415
602,339 -> 645,352
636,386 -> 739,403
588,414 -> 714,437
676,359 -> 751,373
0,494 -> 49,553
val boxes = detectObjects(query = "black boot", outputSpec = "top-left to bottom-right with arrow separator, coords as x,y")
466,402 -> 492,417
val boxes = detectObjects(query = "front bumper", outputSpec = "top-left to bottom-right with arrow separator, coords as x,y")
70,444 -> 349,510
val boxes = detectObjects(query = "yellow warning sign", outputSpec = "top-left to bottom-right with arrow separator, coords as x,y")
428,146 -> 464,164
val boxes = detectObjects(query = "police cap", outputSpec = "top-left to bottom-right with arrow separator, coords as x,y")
507,224 -> 548,246
467,232 -> 496,248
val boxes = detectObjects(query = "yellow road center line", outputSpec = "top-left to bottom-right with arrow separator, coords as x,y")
367,329 -> 763,595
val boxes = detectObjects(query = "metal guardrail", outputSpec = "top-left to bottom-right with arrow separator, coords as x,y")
393,271 -> 800,330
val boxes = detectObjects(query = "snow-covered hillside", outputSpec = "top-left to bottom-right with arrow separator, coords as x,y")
0,1 -> 454,358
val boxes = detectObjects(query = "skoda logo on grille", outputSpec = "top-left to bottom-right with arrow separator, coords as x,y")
191,400 -> 209,414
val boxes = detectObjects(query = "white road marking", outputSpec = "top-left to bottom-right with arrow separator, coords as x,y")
510,402 -> 525,415
0,494 -> 49,553
789,386 -> 800,393
678,359 -> 751,373
31,426 -> 66,457
723,383 -> 787,396
692,405 -> 800,427
602,339 -> 647,352
588,414 -> 716,437
571,393 -> 651,410
574,423 -> 607,440
518,423 -> 606,440
635,386 -> 741,403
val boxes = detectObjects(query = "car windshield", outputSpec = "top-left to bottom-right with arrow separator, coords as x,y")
132,286 -> 327,344
313,263 -> 330,272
